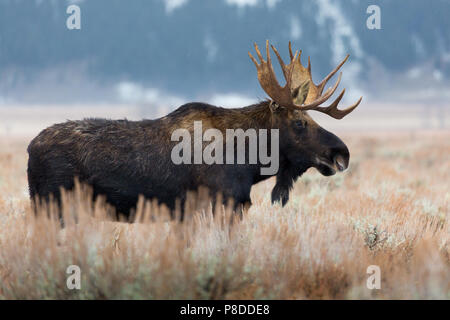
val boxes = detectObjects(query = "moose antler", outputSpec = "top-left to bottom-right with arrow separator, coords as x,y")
249,40 -> 362,119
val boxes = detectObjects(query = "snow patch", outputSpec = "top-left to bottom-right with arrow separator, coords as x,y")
116,82 -> 184,108
225,0 -> 282,9
289,15 -> 302,40
315,0 -> 364,101
163,0 -> 189,14
204,34 -> 219,63
209,93 -> 255,108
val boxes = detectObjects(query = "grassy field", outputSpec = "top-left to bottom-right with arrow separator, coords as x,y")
0,131 -> 448,299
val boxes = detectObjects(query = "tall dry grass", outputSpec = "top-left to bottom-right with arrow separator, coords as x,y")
0,131 -> 448,299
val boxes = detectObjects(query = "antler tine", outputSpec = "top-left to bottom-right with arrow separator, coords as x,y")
288,41 -> 294,60
299,72 -> 342,109
248,52 -> 259,67
249,40 -> 294,107
271,43 -> 298,85
270,44 -> 285,69
315,88 -> 346,116
305,88 -> 363,119
254,42 -> 265,63
325,96 -> 363,119
270,44 -> 289,84
307,56 -> 311,75
265,40 -> 271,65
317,54 -> 349,95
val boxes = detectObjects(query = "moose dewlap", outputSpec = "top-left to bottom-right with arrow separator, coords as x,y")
27,40 -> 362,221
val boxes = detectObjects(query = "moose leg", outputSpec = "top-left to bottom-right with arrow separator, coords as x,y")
228,185 -> 252,222
234,200 -> 251,221
27,153 -> 78,228
271,162 -> 300,206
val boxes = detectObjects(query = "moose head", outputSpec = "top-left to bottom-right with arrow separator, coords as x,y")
249,41 -> 362,204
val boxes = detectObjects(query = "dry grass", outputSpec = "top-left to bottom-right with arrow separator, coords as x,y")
0,131 -> 448,299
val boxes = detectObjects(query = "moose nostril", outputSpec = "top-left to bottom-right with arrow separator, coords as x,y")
334,155 -> 347,171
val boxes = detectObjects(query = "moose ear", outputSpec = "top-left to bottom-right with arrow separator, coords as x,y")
293,80 -> 310,105
269,101 -> 281,113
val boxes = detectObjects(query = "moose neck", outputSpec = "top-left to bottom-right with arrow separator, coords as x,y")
226,101 -> 273,130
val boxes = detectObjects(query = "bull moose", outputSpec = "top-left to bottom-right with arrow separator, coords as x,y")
27,41 -> 362,220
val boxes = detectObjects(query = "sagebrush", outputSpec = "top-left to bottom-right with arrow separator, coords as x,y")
0,132 -> 448,299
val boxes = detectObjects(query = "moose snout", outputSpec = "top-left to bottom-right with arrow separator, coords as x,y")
313,129 -> 351,176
